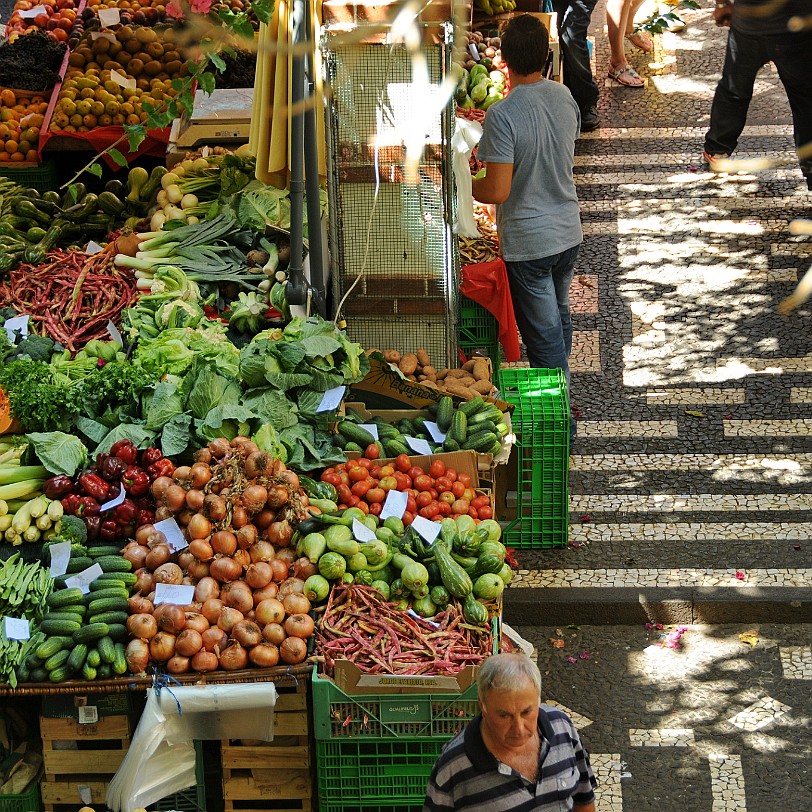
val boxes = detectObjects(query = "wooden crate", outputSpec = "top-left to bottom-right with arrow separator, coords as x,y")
39,714 -> 132,812
221,684 -> 314,812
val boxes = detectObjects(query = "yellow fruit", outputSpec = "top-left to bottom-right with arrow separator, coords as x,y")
80,88 -> 95,99
98,113 -> 113,126
112,113 -> 125,126
90,100 -> 105,116
104,99 -> 119,115
59,98 -> 77,116
69,113 -> 83,127
76,99 -> 93,115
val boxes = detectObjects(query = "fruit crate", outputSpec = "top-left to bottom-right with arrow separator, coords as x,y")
458,297 -> 501,384
312,671 -> 479,741
0,780 -> 41,812
0,160 -> 59,192
498,367 -> 569,548
316,738 -> 445,811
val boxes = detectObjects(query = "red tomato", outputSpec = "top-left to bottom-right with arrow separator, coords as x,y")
468,508 -> 479,519
435,477 -> 452,493
351,480 -> 373,497
366,488 -> 385,504
322,472 -> 341,487
439,491 -> 456,505
393,472 -> 410,491
348,466 -> 369,482
419,503 -> 440,519
337,484 -> 353,504
395,454 -> 411,472
471,495 -> 490,509
477,506 -> 494,519
463,488 -> 476,503
416,491 -> 433,508
406,496 -> 417,514
355,500 -> 369,514
451,480 -> 467,498
379,476 -> 398,492
438,501 -> 452,516
451,498 -> 470,514
429,460 -> 446,479
414,475 -> 434,492
445,468 -> 458,483
347,495 -> 360,507
429,488 -> 439,501
337,471 -> 350,486
335,462 -> 347,472
408,466 -> 425,481
402,511 -> 415,525
369,502 -> 383,516
365,444 -> 380,460
337,503 -> 348,510
357,457 -> 372,468
457,473 -> 471,487
379,465 -> 395,478
369,465 -> 382,479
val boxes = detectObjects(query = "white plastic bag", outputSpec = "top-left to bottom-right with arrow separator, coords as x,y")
452,118 -> 484,239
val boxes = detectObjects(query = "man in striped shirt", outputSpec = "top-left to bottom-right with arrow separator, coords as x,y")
423,653 -> 597,811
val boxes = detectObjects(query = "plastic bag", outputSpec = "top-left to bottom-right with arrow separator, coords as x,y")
452,118 -> 483,238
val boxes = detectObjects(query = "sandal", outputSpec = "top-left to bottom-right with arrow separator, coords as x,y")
626,30 -> 654,52
608,65 -> 645,87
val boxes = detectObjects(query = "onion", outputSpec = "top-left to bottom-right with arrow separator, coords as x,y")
202,626 -> 228,653
255,599 -> 286,626
278,469 -> 300,491
266,486 -> 290,510
210,556 -> 242,583
242,485 -> 268,514
219,641 -> 249,671
167,655 -> 191,674
174,465 -> 191,483
254,509 -> 275,531
235,524 -> 258,550
244,451 -> 271,479
150,631 -> 177,662
155,505 -> 174,522
128,596 -> 155,615
189,463 -> 212,489
252,582 -> 278,605
277,577 -> 305,599
283,593 -> 311,616
217,607 -> 244,632
231,620 -> 263,648
233,549 -> 251,570
123,543 -> 148,569
156,603 -> 186,634
284,613 -> 315,639
202,598 -> 224,624
211,531 -> 237,556
187,559 -> 211,580
189,539 -> 214,561
204,494 -> 227,522
148,530 -> 168,548
145,544 -> 172,571
270,558 -> 290,583
231,505 -> 249,529
221,581 -> 254,614
151,476 -> 173,499
249,643 -> 280,668
280,636 -> 307,664
187,513 -> 212,540
208,438 -> 231,458
164,484 -> 187,512
184,612 -> 210,634
135,524 -> 155,546
127,613 -> 158,640
262,622 -> 286,646
135,568 -> 155,596
176,628 -> 204,657
292,557 -> 318,580
248,539 -> 274,563
194,576 -> 220,603
154,563 -> 184,585
185,489 -> 205,512
194,448 -> 213,465
239,440 -> 259,457
275,547 -> 297,566
178,550 -> 195,570
125,639 -> 150,673
245,562 -> 273,589
191,650 -> 219,672
177,509 -> 194,527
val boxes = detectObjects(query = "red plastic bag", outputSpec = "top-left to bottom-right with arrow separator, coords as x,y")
460,259 -> 521,362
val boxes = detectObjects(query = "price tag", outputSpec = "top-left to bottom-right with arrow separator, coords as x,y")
317,385 -> 345,412
358,424 -> 379,441
85,240 -> 104,255
78,706 -> 99,725
3,616 -> 30,640
405,436 -> 432,455
97,6 -> 121,26
110,70 -> 137,91
153,517 -> 188,552
65,564 -> 103,595
153,583 -> 195,607
410,515 -> 441,544
468,43 -> 481,62
380,489 -> 408,521
4,314 -> 29,342
19,5 -> 47,19
100,487 -> 126,512
424,421 -> 446,443
0,24 -> 7,36
89,31 -> 117,42
78,786 -> 92,805
106,320 -> 123,345
352,518 -> 377,543
48,541 -> 72,577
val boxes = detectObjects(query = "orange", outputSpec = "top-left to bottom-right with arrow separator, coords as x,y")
10,152 -> 24,162
0,89 -> 15,107
25,149 -> 37,162
0,124 -> 8,139
18,140 -> 31,154
4,140 -> 18,154
22,127 -> 39,142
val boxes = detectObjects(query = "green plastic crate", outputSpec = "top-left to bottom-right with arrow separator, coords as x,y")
312,671 -> 478,741
316,738 -> 445,810
0,161 -> 59,193
458,297 -> 501,382
498,368 -> 569,548
0,781 -> 40,812
151,742 -> 205,812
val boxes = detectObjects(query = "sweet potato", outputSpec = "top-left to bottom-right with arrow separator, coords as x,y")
436,368 -> 449,380
471,379 -> 494,395
416,348 -> 431,368
399,353 -> 419,375
462,359 -> 477,372
422,380 -> 439,389
472,358 -> 490,382
421,366 -> 437,380
444,382 -> 477,399
445,369 -> 469,379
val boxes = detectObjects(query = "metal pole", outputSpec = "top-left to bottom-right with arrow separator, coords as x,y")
286,0 -> 306,303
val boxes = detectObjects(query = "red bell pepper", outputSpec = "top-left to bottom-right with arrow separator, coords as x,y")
137,509 -> 156,527
76,496 -> 101,518
61,493 -> 82,516
114,498 -> 137,525
78,473 -> 110,503
85,516 -> 101,541
147,458 -> 175,479
122,466 -> 150,497
110,440 -> 139,466
140,447 -> 163,467
100,520 -> 120,541
43,475 -> 74,500
98,455 -> 126,482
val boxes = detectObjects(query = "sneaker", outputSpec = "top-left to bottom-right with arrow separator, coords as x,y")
580,107 -> 601,133
703,151 -> 730,172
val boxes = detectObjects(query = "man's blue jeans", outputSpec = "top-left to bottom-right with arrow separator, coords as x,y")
505,244 -> 580,389
553,0 -> 599,112
704,27 -> 812,184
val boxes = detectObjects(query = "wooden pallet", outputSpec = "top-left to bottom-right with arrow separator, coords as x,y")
221,684 -> 314,812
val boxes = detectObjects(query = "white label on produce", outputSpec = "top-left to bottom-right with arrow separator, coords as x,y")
19,5 -> 47,18
89,31 -> 117,43
153,517 -> 188,552
316,385 -> 345,412
424,421 -> 446,443
153,583 -> 195,607
3,616 -> 30,640
405,436 -> 432,455
352,518 -> 377,543
410,515 -> 441,544
106,319 -> 123,346
380,489 -> 408,521
4,315 -> 29,342
358,424 -> 379,441
65,564 -> 103,595
97,6 -> 121,26
48,541 -> 72,578
100,487 -> 126,512
85,241 -> 104,255
110,70 -> 137,91
407,609 -> 440,629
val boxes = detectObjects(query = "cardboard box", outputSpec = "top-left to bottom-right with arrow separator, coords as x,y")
40,693 -> 132,720
331,659 -> 479,695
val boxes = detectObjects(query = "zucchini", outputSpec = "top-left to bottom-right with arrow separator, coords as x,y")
112,642 -> 127,675
97,636 -> 117,665
94,556 -> 133,573
46,587 -> 86,609
11,198 -> 50,226
61,193 -> 99,223
86,648 -> 102,668
90,572 -> 137,588
36,636 -> 71,661
96,191 -> 126,216
337,421 -> 376,447
88,597 -> 129,616
140,165 -> 168,202
432,538 -> 473,598
469,553 -> 505,580
436,396 -> 454,431
67,643 -> 89,673
73,622 -> 110,645
449,410 -> 468,444
25,226 -> 47,243
41,190 -> 62,206
88,611 -> 128,626
462,593 -> 489,625
44,649 -> 71,672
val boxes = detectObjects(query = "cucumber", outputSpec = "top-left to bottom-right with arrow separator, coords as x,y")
458,396 -> 486,417
65,556 -> 94,574
88,597 -> 130,616
94,556 -> 133,573
82,663 -> 98,681
443,438 -> 460,452
383,439 -> 410,458
49,666 -> 71,683
91,572 -> 137,588
375,423 -> 401,440
344,441 -> 363,453
84,587 -> 130,604
97,663 -> 112,680
461,430 -> 500,452
87,545 -> 124,558
56,604 -> 87,617
44,649 -> 71,672
46,587 -> 86,609
29,667 -> 49,683
449,410 -> 468,444
40,618 -> 82,636
112,642 -> 127,675
86,648 -> 102,668
337,421 -> 376,447
436,396 -> 454,431
106,623 -> 128,643
97,636 -> 117,665
73,622 -> 110,645
36,636 -> 71,661
67,643 -> 89,673
88,611 -> 128,626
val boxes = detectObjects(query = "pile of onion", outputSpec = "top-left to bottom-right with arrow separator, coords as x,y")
124,436 -> 319,677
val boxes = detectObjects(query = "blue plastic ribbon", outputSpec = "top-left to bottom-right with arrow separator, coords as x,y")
152,671 -> 184,716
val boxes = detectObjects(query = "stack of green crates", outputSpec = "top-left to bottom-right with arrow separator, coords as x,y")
0,160 -> 59,193
458,296 -> 501,387
312,671 -> 479,811
0,780 -> 40,812
498,367 -> 569,548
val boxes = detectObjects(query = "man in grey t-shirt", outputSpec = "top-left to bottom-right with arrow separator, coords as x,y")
472,14 -> 582,431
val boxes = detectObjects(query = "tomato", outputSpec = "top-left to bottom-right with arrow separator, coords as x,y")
337,503 -> 348,510
429,488 -> 439,501
347,495 -> 360,507
395,454 -> 411,472
439,491 -> 456,505
335,462 -> 347,472
435,477 -> 452,493
416,491 -> 433,508
366,487 -> 386,504
406,496 -> 417,514
477,506 -> 494,519
393,472 -> 411,491
351,480 -> 373,497
355,500 -> 369,514
414,475 -> 434,492
357,457 -> 372,468
437,501 -> 452,516
457,473 -> 471,487
369,465 -> 382,479
337,471 -> 350,486
419,503 -> 440,519
322,472 -> 341,487
445,468 -> 457,483
379,465 -> 395,478
365,443 -> 380,460
451,480 -> 467,498
408,466 -> 425,481
379,476 -> 398,492
471,495 -> 490,509
402,511 -> 415,526
337,484 -> 353,504
468,508 -> 479,519
429,459 -> 446,479
369,502 -> 383,516
348,465 -> 369,482
451,498 -> 470,514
